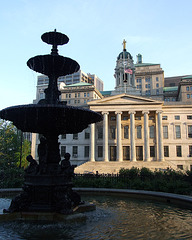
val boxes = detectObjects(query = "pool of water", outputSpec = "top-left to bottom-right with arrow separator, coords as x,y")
0,195 -> 192,240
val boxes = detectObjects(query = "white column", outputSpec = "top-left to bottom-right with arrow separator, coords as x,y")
157,111 -> 164,161
116,111 -> 123,161
129,111 -> 136,161
143,111 -> 150,161
102,111 -> 109,162
90,123 -> 95,162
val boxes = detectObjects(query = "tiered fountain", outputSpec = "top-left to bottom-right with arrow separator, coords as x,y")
0,30 -> 102,219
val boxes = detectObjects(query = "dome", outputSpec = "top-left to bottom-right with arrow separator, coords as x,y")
117,49 -> 133,60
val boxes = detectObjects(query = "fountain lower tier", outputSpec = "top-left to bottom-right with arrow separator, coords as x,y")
0,104 -> 102,134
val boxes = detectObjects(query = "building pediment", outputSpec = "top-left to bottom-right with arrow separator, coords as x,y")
88,93 -> 162,106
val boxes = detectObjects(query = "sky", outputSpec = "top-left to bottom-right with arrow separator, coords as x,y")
0,0 -> 192,110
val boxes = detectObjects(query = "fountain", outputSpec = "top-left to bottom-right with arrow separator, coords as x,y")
0,30 -> 102,218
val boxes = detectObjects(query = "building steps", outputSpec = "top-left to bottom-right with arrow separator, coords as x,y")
74,161 -> 176,174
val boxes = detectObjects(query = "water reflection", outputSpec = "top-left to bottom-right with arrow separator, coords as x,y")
0,195 -> 192,240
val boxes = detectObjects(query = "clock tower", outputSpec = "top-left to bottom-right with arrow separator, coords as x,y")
113,40 -> 140,95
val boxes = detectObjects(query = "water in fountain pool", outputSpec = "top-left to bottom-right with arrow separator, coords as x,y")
0,195 -> 192,240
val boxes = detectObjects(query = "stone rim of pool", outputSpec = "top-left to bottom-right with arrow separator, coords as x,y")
0,187 -> 191,222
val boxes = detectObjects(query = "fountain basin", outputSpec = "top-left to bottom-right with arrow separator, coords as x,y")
0,191 -> 192,239
0,104 -> 102,134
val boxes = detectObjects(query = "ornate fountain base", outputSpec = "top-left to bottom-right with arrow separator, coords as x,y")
5,174 -> 81,214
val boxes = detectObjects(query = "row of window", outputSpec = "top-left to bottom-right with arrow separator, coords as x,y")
61,124 -> 192,141
136,83 -> 159,89
61,145 -> 89,158
61,130 -> 90,140
164,97 -> 176,102
136,77 -> 159,83
163,125 -> 192,139
66,92 -> 90,98
163,115 -> 192,120
66,99 -> 88,104
60,145 -> 192,159
186,86 -> 192,91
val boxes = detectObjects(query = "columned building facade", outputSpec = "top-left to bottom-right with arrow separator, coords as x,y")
88,94 -> 164,163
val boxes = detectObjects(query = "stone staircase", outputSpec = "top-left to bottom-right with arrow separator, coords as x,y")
74,161 -> 176,174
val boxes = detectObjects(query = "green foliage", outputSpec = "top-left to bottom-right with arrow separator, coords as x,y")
119,167 -> 139,179
74,167 -> 192,196
0,120 -> 30,188
16,140 -> 31,168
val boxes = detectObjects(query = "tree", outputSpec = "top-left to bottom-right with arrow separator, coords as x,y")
0,120 -> 31,169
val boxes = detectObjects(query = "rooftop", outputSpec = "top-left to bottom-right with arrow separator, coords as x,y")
64,82 -> 92,88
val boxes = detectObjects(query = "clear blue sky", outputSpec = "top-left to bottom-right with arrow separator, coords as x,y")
1,0 -> 192,110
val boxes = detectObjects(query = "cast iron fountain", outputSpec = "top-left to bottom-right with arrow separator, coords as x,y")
0,30 -> 102,216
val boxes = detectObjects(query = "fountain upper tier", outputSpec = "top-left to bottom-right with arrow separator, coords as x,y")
0,104 -> 101,134
27,30 -> 80,77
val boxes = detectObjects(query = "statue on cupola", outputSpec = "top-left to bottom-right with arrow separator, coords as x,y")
113,40 -> 140,96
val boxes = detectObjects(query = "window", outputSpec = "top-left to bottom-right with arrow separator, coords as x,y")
188,125 -> 192,138
98,146 -> 103,158
75,93 -> 77,98
149,126 -> 155,138
162,116 -> 168,120
156,89 -> 159,95
135,116 -> 141,120
189,145 -> 192,157
69,93 -> 71,98
98,127 -> 103,139
149,116 -> 154,120
187,94 -> 190,99
186,86 -> 189,91
137,78 -> 141,83
123,116 -> 128,120
163,126 -> 168,139
84,146 -> 89,158
87,92 -> 90,97
110,116 -> 116,121
72,146 -> 78,157
61,146 -> 66,157
176,146 -> 182,157
40,92 -> 44,99
156,77 -> 159,81
84,93 -> 86,97
110,126 -> 116,139
73,133 -> 78,140
78,93 -> 80,97
145,77 -> 151,82
124,126 -> 129,139
156,83 -> 159,88
84,128 -> 90,139
187,115 -> 192,119
175,125 -> 181,138
164,146 -> 169,157
175,115 -> 180,120
136,125 -> 142,139
145,90 -> 151,95
61,134 -> 66,139
150,146 -> 155,157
